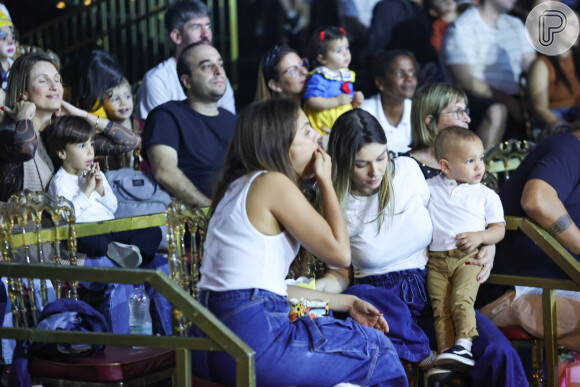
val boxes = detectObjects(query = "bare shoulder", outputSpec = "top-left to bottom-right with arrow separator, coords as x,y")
246,171 -> 300,235
248,171 -> 301,204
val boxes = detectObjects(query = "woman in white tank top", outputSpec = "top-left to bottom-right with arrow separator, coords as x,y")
193,99 -> 407,386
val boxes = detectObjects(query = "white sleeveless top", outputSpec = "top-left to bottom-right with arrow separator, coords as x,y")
198,171 -> 300,296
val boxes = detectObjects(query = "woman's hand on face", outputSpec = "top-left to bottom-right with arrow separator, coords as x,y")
466,244 -> 496,284
2,101 -> 36,122
348,297 -> 389,334
313,148 -> 333,186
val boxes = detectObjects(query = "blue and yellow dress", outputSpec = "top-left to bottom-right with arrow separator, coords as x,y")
303,66 -> 356,135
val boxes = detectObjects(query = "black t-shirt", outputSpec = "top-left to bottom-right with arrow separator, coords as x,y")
142,100 -> 236,197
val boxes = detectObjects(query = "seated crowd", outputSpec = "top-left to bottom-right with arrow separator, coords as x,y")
2,0 -> 580,386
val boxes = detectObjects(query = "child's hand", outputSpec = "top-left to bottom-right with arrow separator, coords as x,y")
93,162 -> 105,196
455,232 -> 483,253
353,91 -> 365,107
2,101 -> 36,122
336,93 -> 353,107
83,164 -> 97,198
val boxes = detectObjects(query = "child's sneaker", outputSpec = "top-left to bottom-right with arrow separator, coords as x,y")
418,350 -> 437,371
107,242 -> 142,268
425,367 -> 454,382
435,345 -> 475,372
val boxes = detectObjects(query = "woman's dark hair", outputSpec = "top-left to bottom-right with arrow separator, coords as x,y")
327,109 -> 394,229
544,47 -> 580,94
371,50 -> 418,79
370,50 -> 418,95
69,49 -> 125,112
307,26 -> 348,67
255,45 -> 297,101
4,52 -> 59,124
44,115 -> 95,167
210,98 -> 301,216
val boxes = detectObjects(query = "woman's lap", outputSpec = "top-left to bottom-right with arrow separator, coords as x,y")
469,311 -> 529,387
195,289 -> 407,387
347,269 -> 432,362
348,269 -> 528,386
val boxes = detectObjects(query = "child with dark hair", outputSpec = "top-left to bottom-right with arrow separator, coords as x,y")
425,0 -> 460,54
425,126 -> 505,379
303,26 -> 364,135
45,115 -> 161,267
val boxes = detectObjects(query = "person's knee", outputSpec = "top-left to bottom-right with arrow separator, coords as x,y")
485,103 -> 508,126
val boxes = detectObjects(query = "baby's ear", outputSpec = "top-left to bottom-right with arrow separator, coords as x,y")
439,159 -> 450,174
316,54 -> 326,66
57,149 -> 66,160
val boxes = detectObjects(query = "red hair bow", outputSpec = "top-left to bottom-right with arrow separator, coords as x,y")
339,27 -> 346,36
319,31 -> 325,40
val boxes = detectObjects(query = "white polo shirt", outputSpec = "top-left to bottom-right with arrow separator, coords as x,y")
360,94 -> 412,154
427,174 -> 504,252
345,157 -> 432,277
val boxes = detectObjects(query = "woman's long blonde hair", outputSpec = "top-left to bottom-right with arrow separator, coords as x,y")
327,109 -> 395,231
410,83 -> 468,150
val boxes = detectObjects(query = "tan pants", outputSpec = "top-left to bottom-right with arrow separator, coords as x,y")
427,249 -> 480,351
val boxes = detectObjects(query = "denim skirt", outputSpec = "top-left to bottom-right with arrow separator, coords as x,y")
193,288 -> 408,387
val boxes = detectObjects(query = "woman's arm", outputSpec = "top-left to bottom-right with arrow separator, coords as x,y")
248,151 -> 351,268
304,94 -> 353,112
0,102 -> 38,162
287,285 -> 389,333
60,100 -> 140,155
315,267 -> 350,293
521,178 -> 580,254
528,59 -> 560,126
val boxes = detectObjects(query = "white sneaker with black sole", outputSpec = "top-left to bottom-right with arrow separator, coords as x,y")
435,345 -> 475,372
425,367 -> 454,382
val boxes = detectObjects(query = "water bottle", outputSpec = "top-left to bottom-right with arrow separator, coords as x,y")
128,285 -> 153,335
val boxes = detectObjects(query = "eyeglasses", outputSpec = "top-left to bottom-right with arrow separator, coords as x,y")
391,69 -> 416,79
439,107 -> 470,120
281,58 -> 309,78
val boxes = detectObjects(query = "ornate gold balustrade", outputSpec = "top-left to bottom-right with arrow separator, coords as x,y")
487,216 -> 580,387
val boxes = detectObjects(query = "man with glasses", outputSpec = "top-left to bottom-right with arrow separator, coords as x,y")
142,42 -> 236,207
136,0 -> 236,119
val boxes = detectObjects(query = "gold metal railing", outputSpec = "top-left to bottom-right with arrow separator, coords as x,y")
0,191 -> 249,385
0,263 -> 256,386
487,216 -> 580,387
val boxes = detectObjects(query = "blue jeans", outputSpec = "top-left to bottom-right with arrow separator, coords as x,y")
193,289 -> 407,387
348,268 -> 432,362
349,268 -> 529,387
81,253 -> 172,335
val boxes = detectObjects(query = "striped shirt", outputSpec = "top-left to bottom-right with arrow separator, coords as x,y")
440,6 -> 535,95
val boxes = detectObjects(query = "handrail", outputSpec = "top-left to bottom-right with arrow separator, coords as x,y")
0,262 -> 256,386
9,212 -> 167,248
486,216 -> 580,387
